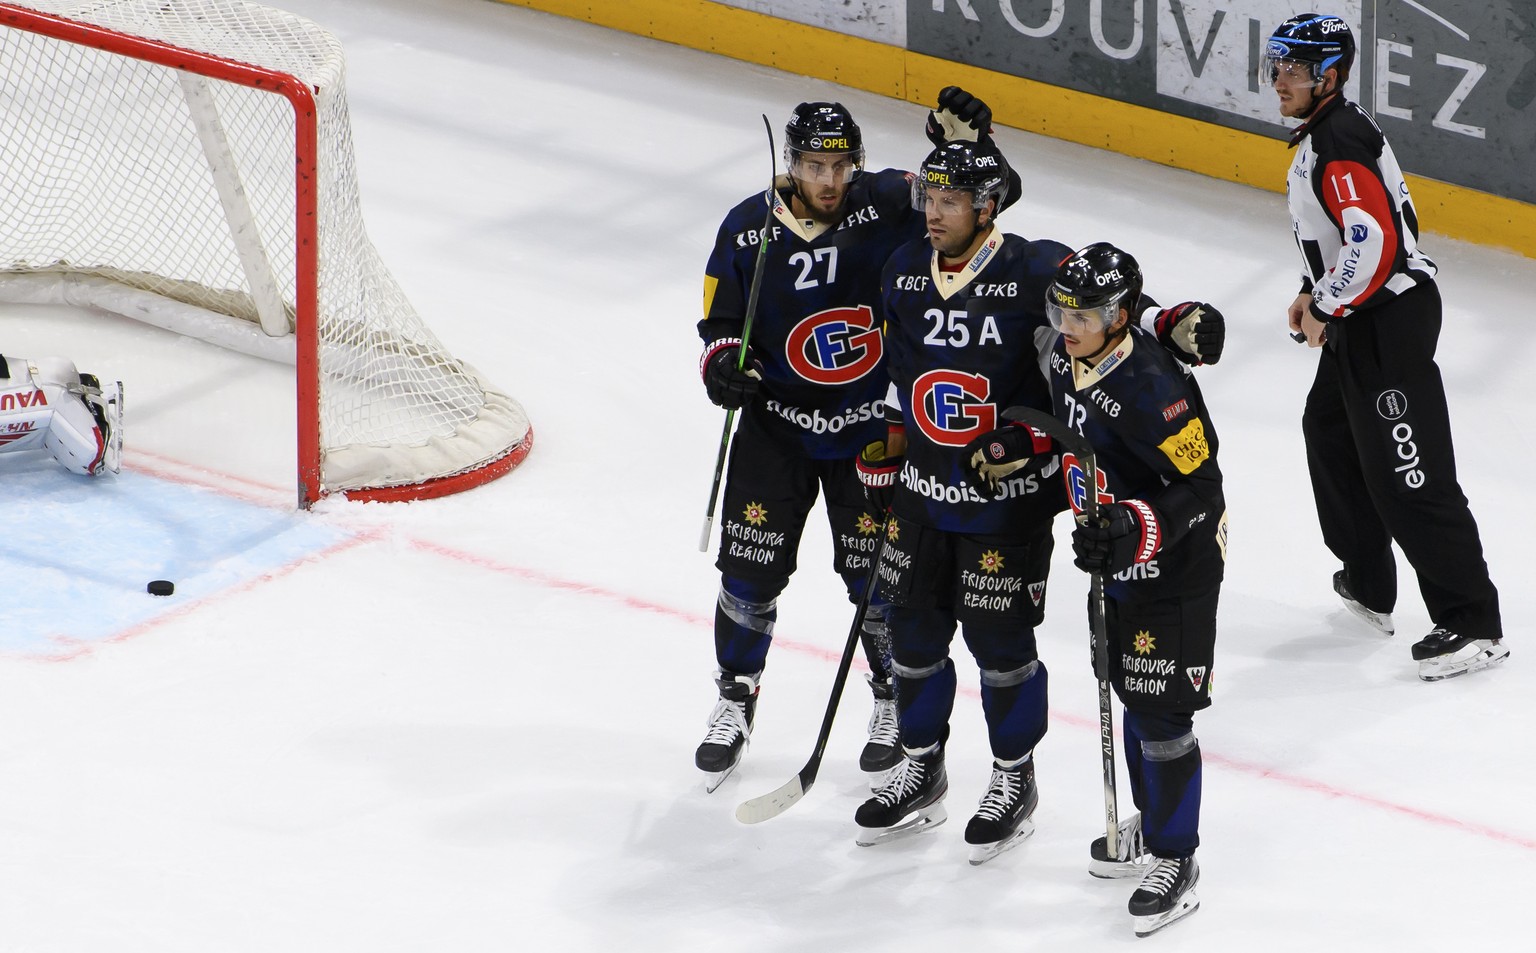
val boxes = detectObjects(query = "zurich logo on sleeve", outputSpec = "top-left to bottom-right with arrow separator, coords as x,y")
1350,224 -> 1369,243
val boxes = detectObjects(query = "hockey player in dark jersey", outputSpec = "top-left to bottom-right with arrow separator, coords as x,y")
1262,14 -> 1505,681
1051,245 -> 1223,936
694,89 -> 1016,791
969,243 -> 1226,934
851,144 -> 1226,864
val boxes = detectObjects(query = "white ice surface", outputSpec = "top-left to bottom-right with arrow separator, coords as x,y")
1,1 -> 1533,950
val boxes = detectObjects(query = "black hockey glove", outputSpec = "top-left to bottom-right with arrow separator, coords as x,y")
925,86 -> 994,146
1071,500 -> 1163,575
700,337 -> 763,410
962,422 -> 1051,494
857,440 -> 902,513
1154,302 -> 1225,366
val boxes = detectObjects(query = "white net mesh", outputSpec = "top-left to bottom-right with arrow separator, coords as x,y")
0,0 -> 530,498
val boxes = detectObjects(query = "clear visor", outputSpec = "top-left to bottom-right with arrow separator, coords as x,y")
910,180 -> 988,213
1258,55 -> 1322,88
1046,299 -> 1119,335
787,149 -> 862,185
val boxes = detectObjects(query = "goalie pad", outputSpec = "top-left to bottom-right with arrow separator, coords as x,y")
0,355 -> 122,475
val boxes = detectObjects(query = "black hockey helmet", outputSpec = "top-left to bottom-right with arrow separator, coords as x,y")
1261,14 -> 1355,87
911,139 -> 1009,212
1046,243 -> 1143,333
784,102 -> 865,180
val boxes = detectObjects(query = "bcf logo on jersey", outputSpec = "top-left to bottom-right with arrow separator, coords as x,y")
785,305 -> 883,386
1061,451 -> 1112,515
911,369 -> 994,446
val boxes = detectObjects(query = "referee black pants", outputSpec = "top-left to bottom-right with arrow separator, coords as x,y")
1301,281 -> 1502,640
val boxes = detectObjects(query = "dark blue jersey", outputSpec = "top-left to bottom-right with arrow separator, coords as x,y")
882,229 -> 1074,535
700,168 -> 922,459
1046,325 -> 1227,601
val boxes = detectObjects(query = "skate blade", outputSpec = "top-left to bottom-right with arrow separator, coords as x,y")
1132,891 -> 1200,937
966,819 -> 1035,866
855,804 -> 947,847
1418,642 -> 1510,682
702,760 -> 741,794
703,769 -> 734,794
1088,855 -> 1151,879
1343,601 -> 1393,635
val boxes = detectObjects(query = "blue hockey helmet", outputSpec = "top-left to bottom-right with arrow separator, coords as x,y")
1261,14 -> 1355,87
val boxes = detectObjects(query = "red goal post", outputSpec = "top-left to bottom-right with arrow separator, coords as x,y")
0,0 -> 532,506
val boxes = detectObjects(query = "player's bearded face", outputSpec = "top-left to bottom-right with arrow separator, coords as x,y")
923,187 -> 984,259
790,152 -> 856,222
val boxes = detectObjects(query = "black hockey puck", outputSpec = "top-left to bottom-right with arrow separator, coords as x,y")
147,580 -> 175,596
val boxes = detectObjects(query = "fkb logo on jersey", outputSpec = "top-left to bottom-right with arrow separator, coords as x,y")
785,305 -> 883,385
911,369 -> 994,446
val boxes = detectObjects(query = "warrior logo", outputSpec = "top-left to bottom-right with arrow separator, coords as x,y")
911,369 -> 995,446
785,305 -> 883,386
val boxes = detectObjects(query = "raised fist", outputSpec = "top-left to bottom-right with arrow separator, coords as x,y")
926,86 -> 994,146
701,338 -> 763,410
1154,301 -> 1225,365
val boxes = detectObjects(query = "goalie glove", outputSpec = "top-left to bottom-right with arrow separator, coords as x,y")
856,440 -> 902,513
700,338 -> 763,410
1071,500 -> 1162,575
925,86 -> 994,146
962,422 -> 1053,494
1154,301 -> 1225,366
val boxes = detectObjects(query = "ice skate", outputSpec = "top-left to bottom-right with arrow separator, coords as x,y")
859,674 -> 901,780
854,742 -> 947,846
1089,812 -> 1149,879
695,671 -> 759,793
1411,627 -> 1509,682
964,758 -> 1037,865
1128,854 -> 1200,937
1333,570 -> 1392,635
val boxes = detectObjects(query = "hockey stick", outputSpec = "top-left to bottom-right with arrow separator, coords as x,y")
735,523 -> 890,823
699,114 -> 777,552
1001,406 -> 1121,858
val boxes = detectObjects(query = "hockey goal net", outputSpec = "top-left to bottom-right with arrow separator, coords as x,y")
0,0 -> 532,506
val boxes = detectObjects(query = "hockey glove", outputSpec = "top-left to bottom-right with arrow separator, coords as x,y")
1071,500 -> 1163,575
925,86 -> 994,146
962,422 -> 1053,494
857,440 -> 902,513
701,338 -> 763,410
1154,302 -> 1225,366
